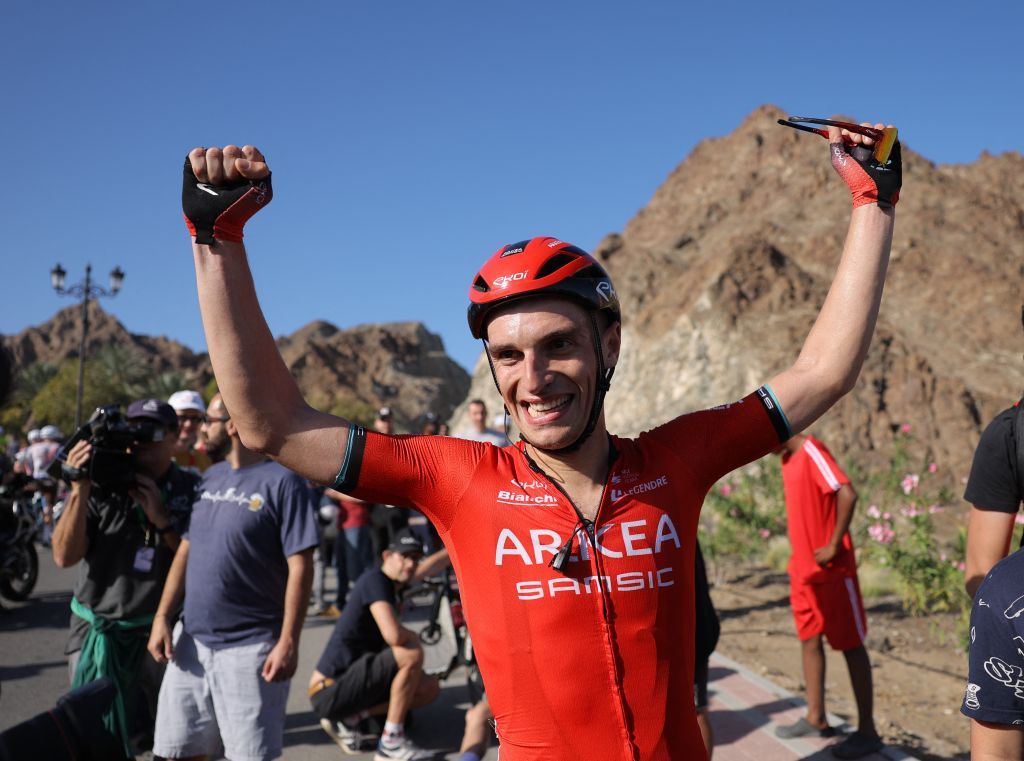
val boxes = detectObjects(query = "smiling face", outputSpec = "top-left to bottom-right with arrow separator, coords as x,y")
485,297 -> 620,451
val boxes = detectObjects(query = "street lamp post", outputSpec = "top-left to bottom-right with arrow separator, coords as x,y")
50,263 -> 125,428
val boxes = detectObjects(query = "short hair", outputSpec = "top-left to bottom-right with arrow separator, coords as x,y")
468,399 -> 486,410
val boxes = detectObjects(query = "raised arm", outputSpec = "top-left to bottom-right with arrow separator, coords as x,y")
185,146 -> 350,484
769,123 -> 899,434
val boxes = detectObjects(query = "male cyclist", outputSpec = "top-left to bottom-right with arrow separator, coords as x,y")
182,121 -> 898,760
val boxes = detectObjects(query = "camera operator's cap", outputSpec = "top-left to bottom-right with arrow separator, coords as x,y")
40,425 -> 62,440
167,390 -> 207,415
378,407 -> 392,419
127,398 -> 179,431
387,528 -> 425,557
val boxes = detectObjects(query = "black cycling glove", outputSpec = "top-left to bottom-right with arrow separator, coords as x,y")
182,158 -> 273,244
830,139 -> 901,209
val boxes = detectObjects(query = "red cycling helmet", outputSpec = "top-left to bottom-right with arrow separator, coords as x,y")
467,237 -> 620,340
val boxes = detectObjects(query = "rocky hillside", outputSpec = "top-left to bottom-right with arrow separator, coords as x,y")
453,105 -> 1024,482
2,305 -> 470,430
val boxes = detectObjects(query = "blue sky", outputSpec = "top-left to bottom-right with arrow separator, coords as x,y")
3,1 -> 1020,374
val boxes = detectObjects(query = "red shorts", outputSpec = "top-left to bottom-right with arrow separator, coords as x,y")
789,574 -> 867,650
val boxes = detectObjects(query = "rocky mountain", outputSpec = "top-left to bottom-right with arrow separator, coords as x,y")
2,305 -> 470,430
452,104 -> 1024,483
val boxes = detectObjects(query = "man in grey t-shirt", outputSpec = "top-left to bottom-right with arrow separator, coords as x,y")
455,399 -> 507,446
148,394 -> 318,761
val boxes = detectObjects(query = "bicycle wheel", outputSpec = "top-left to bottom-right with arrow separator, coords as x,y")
0,543 -> 38,601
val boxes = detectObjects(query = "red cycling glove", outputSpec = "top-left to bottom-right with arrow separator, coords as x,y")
182,158 -> 273,244
830,139 -> 901,209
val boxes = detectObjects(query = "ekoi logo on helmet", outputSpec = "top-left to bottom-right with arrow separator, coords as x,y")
493,270 -> 529,289
596,281 -> 616,304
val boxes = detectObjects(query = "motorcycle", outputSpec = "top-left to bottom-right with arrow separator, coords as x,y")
0,476 -> 42,602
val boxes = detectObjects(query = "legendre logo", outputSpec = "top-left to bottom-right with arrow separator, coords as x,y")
610,474 -> 669,503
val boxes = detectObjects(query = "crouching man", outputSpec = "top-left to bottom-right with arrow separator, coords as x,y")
309,529 -> 440,759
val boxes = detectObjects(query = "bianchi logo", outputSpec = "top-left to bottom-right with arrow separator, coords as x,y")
201,486 -> 265,512
610,475 -> 669,503
497,479 -> 554,506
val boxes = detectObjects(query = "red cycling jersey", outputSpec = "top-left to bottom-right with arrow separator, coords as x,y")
335,386 -> 789,760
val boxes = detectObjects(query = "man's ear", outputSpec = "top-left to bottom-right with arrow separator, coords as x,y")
226,418 -> 239,438
602,320 -> 622,369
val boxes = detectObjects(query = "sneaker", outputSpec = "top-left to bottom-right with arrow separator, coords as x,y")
320,717 -> 361,755
831,731 -> 884,759
774,717 -> 836,739
374,735 -> 435,760
323,604 -> 342,618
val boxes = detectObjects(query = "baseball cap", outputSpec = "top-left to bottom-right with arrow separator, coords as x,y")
387,528 -> 424,557
378,407 -> 392,419
127,399 -> 179,431
167,390 -> 207,415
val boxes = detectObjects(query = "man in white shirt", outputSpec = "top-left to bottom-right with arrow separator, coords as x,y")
455,399 -> 506,446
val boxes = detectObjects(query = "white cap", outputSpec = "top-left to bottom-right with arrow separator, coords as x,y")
167,390 -> 207,414
27,429 -> 41,443
40,425 -> 62,440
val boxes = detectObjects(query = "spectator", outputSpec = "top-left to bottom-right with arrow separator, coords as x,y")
960,545 -> 1024,756
458,697 -> 493,761
420,412 -> 440,436
167,389 -> 213,472
52,398 -> 199,757
693,541 -> 719,759
456,399 -> 506,446
329,488 -> 374,598
309,528 -> 439,759
148,392 -> 317,761
369,408 -> 411,559
312,490 -> 342,618
775,434 -> 881,759
964,312 -> 1024,596
29,424 -> 62,544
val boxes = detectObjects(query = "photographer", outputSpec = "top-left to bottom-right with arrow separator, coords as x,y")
52,398 -> 200,757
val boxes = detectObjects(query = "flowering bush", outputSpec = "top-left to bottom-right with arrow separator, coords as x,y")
701,422 -> 969,619
700,462 -> 787,570
852,425 -> 968,616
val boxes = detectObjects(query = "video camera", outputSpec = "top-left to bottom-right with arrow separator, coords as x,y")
47,405 -> 167,492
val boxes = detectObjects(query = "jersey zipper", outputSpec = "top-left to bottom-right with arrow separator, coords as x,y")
521,442 -> 640,759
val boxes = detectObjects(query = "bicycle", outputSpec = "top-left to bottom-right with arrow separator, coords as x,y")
406,567 -> 484,704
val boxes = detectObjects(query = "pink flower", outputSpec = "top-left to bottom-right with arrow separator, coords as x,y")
928,504 -> 944,514
867,505 -> 881,519
868,523 -> 895,544
729,507 -> 740,518
1015,514 -> 1024,526
939,552 -> 947,562
928,462 -> 938,474
901,473 -> 920,495
900,423 -> 912,434
759,528 -> 771,539
720,483 -> 733,497
956,561 -> 966,572
900,505 -> 921,518
883,512 -> 892,522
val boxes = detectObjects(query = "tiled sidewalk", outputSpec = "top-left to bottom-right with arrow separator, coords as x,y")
708,653 -> 914,761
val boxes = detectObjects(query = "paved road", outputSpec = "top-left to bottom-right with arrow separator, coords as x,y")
1,551 -> 915,760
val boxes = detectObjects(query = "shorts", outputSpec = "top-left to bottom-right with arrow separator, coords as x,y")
310,649 -> 398,720
790,574 -> 867,651
153,623 -> 289,761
